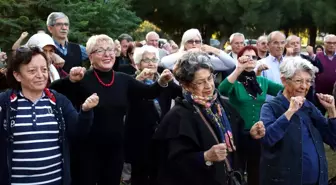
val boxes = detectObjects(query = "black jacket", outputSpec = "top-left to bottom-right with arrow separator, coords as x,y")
151,97 -> 245,185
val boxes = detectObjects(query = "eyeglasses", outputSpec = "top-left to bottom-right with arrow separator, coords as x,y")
244,55 -> 258,60
186,40 -> 202,45
288,78 -> 314,86
141,58 -> 158,63
91,48 -> 115,56
191,74 -> 215,88
53,22 -> 69,27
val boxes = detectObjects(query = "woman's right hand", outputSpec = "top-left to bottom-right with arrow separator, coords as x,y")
237,56 -> 254,72
285,96 -> 305,120
69,67 -> 86,83
204,143 -> 227,162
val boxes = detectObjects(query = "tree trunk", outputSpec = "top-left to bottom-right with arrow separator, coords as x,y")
308,26 -> 317,46
284,28 -> 290,37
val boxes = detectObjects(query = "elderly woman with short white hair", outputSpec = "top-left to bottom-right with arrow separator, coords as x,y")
260,56 -> 336,185
160,28 -> 235,75
50,34 -> 173,185
124,45 -> 181,185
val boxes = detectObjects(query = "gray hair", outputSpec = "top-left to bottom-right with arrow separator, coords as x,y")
146,31 -> 159,41
324,34 -> 336,42
179,29 -> 202,52
118,33 -> 133,42
133,45 -> 159,64
267,31 -> 286,43
229,33 -> 245,43
257,35 -> 267,42
280,56 -> 317,79
46,12 -> 69,26
286,35 -> 300,43
173,51 -> 213,84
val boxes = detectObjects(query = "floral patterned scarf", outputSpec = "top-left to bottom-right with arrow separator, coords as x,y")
183,89 -> 236,152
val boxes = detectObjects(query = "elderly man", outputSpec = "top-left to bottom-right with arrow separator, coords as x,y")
146,31 -> 168,59
256,35 -> 269,59
315,34 -> 336,114
229,32 -> 245,61
47,12 -> 88,73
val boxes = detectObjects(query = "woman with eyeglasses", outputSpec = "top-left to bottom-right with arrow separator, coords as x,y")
218,45 -> 283,185
151,51 -> 265,185
49,34 -> 173,185
0,46 -> 98,185
124,45 -> 182,185
160,29 -> 235,77
259,56 -> 336,185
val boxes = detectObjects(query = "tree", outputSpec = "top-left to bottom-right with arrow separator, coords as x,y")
0,0 -> 141,51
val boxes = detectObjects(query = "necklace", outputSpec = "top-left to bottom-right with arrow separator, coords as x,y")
93,70 -> 114,87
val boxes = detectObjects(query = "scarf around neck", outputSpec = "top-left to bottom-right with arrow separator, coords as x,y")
183,90 -> 236,152
237,70 -> 263,99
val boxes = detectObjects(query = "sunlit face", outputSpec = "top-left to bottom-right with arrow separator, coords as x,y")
231,36 -> 245,54
324,36 -> 336,54
47,17 -> 69,40
138,52 -> 158,73
257,38 -> 268,52
42,45 -> 55,65
185,69 -> 215,97
287,37 -> 301,55
282,70 -> 313,98
268,33 -> 286,58
13,54 -> 49,92
147,34 -> 159,48
242,50 -> 258,72
184,36 -> 202,50
89,41 -> 115,72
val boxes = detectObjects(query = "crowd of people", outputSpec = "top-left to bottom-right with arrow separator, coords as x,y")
0,11 -> 336,185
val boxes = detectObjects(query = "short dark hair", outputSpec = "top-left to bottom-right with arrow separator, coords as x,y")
118,33 -> 133,42
173,51 -> 213,85
237,45 -> 258,58
7,46 -> 48,90
314,45 -> 324,53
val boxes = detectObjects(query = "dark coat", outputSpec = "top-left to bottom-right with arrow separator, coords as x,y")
151,97 -> 245,185
0,89 -> 93,185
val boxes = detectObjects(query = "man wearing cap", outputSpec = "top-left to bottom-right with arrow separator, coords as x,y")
46,12 -> 88,73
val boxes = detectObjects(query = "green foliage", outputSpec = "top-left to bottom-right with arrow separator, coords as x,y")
0,0 -> 141,51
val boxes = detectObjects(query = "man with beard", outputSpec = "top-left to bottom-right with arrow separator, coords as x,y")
47,12 -> 88,73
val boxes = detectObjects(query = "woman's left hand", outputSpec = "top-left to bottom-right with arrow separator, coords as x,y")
158,69 -> 173,86
250,121 -> 266,139
82,93 -> 99,111
317,93 -> 335,110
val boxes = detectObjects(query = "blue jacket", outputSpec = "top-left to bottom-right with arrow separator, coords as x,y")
0,89 -> 94,185
260,93 -> 336,185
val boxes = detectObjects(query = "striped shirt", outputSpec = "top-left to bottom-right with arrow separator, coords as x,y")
11,92 -> 62,185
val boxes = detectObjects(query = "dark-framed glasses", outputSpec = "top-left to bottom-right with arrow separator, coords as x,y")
91,48 -> 115,56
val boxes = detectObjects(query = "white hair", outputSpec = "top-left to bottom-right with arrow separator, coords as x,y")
267,31 -> 286,43
257,35 -> 267,42
229,33 -> 245,43
146,31 -> 159,41
324,34 -> 336,42
46,12 -> 69,26
286,35 -> 300,43
86,34 -> 114,54
179,28 -> 202,52
133,45 -> 159,64
280,56 -> 317,79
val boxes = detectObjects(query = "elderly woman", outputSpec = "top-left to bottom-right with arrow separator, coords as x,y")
124,45 -> 181,185
0,46 -> 98,185
218,46 -> 283,185
49,34 -> 173,185
151,51 -> 265,185
260,56 -> 336,185
160,29 -> 235,75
